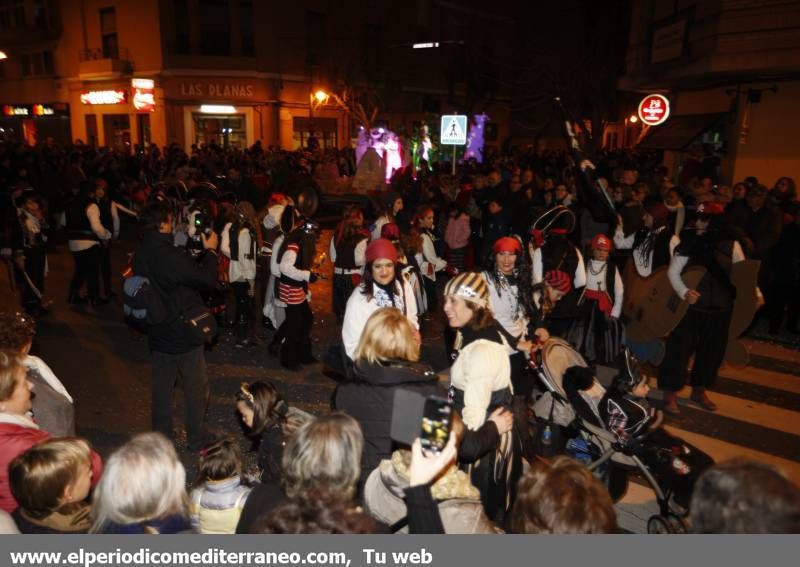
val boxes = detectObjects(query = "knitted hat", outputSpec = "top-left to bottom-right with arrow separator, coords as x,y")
450,339 -> 512,430
493,236 -> 522,255
443,272 -> 489,308
696,201 -> 725,216
590,234 -> 613,252
365,238 -> 398,263
380,222 -> 400,241
544,270 -> 572,294
645,202 -> 670,228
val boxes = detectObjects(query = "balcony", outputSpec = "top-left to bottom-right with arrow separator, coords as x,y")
78,48 -> 133,80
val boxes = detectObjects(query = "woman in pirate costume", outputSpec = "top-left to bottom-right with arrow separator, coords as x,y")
614,202 -> 680,278
529,206 -> 586,337
329,205 -> 369,325
566,234 -> 624,364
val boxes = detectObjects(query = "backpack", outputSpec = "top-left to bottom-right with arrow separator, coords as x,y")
121,254 -> 169,326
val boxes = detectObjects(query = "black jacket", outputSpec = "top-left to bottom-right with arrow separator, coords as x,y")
333,359 -> 444,477
132,230 -> 217,354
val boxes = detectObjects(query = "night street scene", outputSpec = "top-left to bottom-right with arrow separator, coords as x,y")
0,0 -> 799,537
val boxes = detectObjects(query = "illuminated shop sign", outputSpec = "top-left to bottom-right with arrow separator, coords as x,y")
3,105 -> 30,116
2,104 -> 59,116
80,90 -> 127,105
131,78 -> 155,89
637,94 -> 671,126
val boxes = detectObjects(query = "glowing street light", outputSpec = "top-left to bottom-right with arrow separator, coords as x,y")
313,90 -> 329,104
0,51 -> 8,60
629,115 -> 639,124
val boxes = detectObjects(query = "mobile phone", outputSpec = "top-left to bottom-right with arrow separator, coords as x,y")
419,397 -> 452,454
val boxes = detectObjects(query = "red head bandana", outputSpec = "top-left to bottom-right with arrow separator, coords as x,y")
493,237 -> 522,255
544,270 -> 572,294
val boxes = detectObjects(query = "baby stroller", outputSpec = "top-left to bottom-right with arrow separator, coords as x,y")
530,338 -> 705,533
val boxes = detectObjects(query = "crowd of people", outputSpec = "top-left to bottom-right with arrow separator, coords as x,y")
0,137 -> 798,534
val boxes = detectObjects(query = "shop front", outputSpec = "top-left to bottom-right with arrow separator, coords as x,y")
68,79 -> 162,149
162,77 -> 274,150
0,103 -> 71,144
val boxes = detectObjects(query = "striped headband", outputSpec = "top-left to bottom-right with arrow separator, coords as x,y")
443,272 -> 489,308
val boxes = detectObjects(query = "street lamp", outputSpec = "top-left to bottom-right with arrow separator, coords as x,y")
629,115 -> 638,124
314,90 -> 329,104
0,51 -> 8,60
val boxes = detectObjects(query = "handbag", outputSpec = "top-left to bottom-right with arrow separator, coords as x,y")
180,303 -> 218,345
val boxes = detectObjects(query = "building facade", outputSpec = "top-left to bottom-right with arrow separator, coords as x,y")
0,0 -> 514,152
619,0 -> 800,186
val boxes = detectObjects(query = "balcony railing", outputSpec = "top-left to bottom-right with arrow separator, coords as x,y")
78,47 -> 132,78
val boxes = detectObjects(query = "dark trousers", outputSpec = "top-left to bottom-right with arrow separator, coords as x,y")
69,245 -> 100,301
332,273 -> 357,324
250,260 -> 270,338
280,301 -> 313,367
14,248 -> 45,314
231,281 -> 252,337
99,240 -> 112,297
151,346 -> 208,449
659,307 -> 732,392
423,276 -> 438,312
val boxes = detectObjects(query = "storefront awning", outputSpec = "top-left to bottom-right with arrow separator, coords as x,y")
637,112 -> 726,150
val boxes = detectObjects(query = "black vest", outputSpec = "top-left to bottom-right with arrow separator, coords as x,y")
97,199 -> 113,233
682,235 -> 736,311
229,221 -> 256,262
333,233 -> 364,270
65,197 -> 96,241
278,229 -> 313,289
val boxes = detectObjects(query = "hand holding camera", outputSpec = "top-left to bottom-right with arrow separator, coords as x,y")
408,435 -> 457,487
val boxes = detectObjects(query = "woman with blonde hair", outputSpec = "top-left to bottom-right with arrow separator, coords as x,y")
334,308 -> 442,477
90,432 -> 190,534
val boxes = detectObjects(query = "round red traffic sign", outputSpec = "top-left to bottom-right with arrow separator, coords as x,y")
637,94 -> 670,126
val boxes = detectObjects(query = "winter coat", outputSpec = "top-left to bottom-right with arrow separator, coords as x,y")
0,414 -> 103,513
363,451 -> 497,534
132,230 -> 217,354
25,356 -> 74,437
100,514 -> 191,534
333,360 -> 444,477
12,502 -> 91,534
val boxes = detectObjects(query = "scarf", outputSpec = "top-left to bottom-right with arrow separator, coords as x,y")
373,280 -> 404,313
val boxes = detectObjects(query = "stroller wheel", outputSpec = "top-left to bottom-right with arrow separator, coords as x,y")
666,513 -> 688,534
647,514 -> 673,534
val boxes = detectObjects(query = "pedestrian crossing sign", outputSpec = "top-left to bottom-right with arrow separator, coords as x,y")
440,114 -> 468,145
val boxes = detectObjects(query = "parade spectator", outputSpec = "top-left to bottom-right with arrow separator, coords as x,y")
0,312 -> 74,437
90,432 -> 190,534
9,438 -> 94,534
132,200 -> 218,451
511,456 -> 617,534
189,437 -> 251,534
334,308 -> 442,477
0,351 -> 102,513
235,381 -> 310,484
690,459 -> 800,534
236,413 -> 364,533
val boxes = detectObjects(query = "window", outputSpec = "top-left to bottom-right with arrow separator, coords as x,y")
174,0 -> 190,54
0,0 -> 25,29
199,0 -> 230,56
21,51 -> 54,77
100,7 -> 119,59
240,0 -> 254,56
306,10 -> 327,66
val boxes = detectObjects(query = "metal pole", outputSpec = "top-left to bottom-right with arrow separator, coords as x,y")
451,144 -> 456,176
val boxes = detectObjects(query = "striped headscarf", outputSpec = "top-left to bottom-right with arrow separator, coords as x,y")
443,272 -> 489,308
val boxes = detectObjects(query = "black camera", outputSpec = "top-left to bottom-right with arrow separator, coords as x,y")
193,212 -> 212,237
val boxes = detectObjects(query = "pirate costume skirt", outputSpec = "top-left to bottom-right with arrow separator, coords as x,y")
566,294 -> 625,364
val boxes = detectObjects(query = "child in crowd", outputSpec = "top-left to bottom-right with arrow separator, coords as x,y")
189,437 -> 251,534
9,438 -> 94,534
235,381 -> 311,484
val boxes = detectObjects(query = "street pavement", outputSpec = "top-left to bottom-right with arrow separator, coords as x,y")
2,224 -> 798,533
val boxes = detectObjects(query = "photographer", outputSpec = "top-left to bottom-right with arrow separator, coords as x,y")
133,200 -> 218,451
